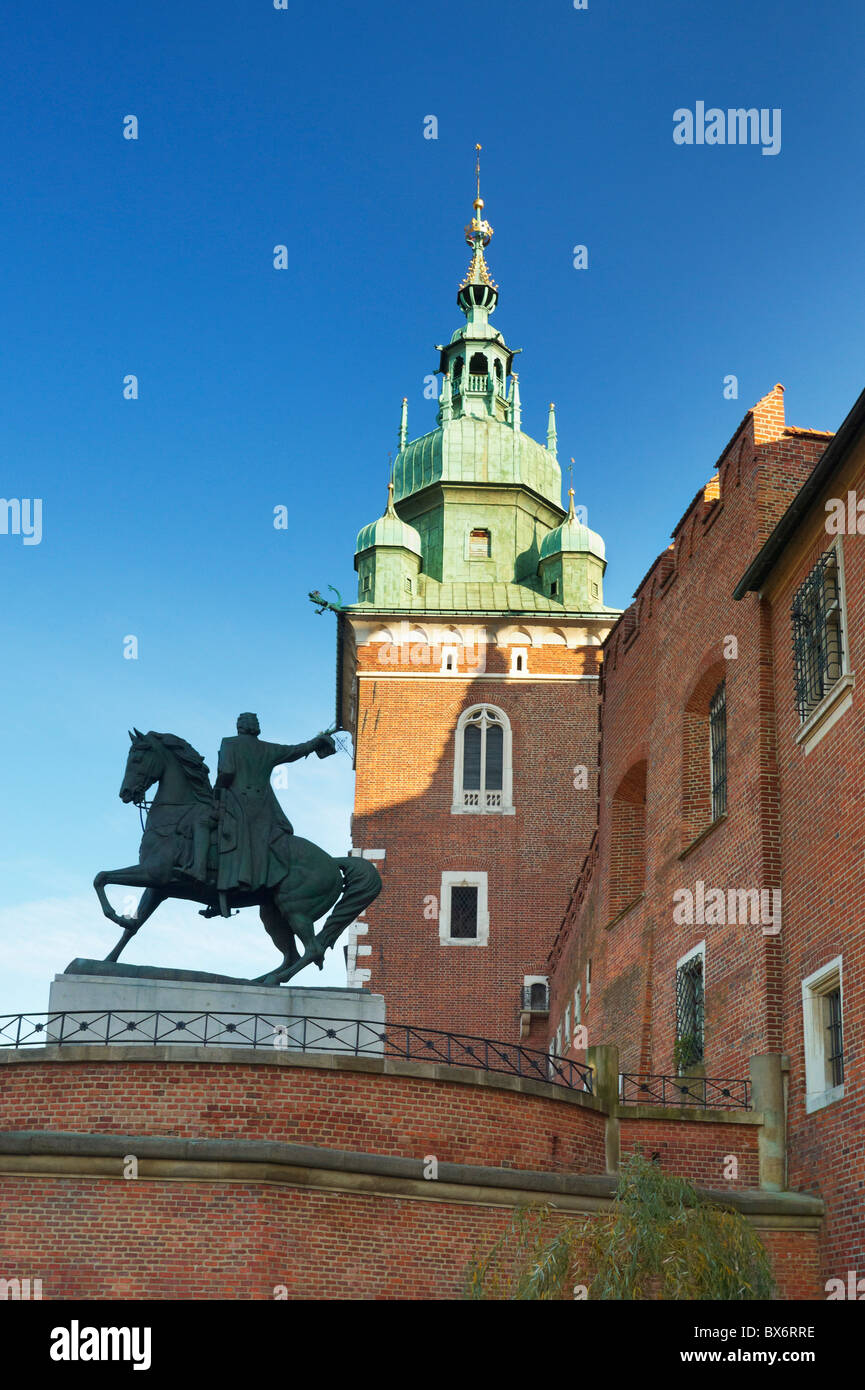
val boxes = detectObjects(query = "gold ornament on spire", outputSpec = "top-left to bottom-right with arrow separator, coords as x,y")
459,142 -> 498,291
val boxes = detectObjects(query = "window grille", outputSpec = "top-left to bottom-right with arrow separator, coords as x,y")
710,679 -> 727,820
791,550 -> 843,721
675,954 -> 704,1068
449,885 -> 478,939
826,987 -> 844,1088
522,981 -> 549,1012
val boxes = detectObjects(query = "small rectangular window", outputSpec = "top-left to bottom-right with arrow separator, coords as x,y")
362,574 -> 371,592
405,576 -> 413,593
450,885 -> 478,939
469,529 -> 491,559
550,579 -> 559,596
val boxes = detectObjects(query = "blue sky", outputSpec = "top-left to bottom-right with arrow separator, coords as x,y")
2,0 -> 863,1012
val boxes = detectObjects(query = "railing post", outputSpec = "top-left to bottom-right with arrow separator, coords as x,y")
749,1053 -> 787,1191
587,1042 -> 620,1175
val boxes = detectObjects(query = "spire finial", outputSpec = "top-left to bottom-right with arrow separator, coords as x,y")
568,459 -> 576,521
458,143 -> 497,301
547,402 -> 558,458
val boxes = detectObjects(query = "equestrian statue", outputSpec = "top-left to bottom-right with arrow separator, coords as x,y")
93,713 -> 382,986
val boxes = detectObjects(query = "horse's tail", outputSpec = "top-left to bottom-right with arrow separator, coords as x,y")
319,856 -> 382,949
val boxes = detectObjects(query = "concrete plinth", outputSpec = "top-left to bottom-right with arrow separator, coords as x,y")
47,970 -> 386,1054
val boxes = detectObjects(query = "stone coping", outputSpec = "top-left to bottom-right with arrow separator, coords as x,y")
0,1130 -> 824,1228
616,1102 -> 761,1125
0,1044 -> 606,1112
0,1046 -> 760,1124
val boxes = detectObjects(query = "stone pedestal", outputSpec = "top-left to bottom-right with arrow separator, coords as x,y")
47,968 -> 386,1054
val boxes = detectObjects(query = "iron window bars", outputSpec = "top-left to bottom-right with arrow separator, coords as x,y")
826,987 -> 844,1088
675,953 -> 705,1069
791,549 -> 843,721
709,679 -> 727,820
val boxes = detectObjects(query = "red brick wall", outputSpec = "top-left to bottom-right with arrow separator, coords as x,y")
548,391 -> 828,1088
0,1177 -> 821,1301
620,1116 -> 760,1188
0,1057 -> 607,1174
350,635 -> 603,1041
765,443 -> 865,1284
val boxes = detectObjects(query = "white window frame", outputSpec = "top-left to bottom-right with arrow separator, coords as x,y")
438,871 -> 490,946
574,982 -> 582,1026
564,1004 -> 571,1049
451,704 -> 514,815
585,958 -> 591,1004
510,647 -> 529,675
440,644 -> 459,673
523,974 -> 549,1012
802,955 -> 844,1113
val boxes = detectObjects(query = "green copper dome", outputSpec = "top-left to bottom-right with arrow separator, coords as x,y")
539,494 -> 606,562
393,413 -> 561,507
356,484 -> 422,558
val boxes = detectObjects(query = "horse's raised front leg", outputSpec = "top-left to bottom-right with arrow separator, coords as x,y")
93,864 -> 159,927
103,886 -> 167,963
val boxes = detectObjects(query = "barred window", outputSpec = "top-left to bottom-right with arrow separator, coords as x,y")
791,549 -> 844,721
709,680 -> 727,820
439,871 -> 489,945
449,885 -> 478,939
826,987 -> 844,1089
802,958 -> 844,1110
675,950 -> 704,1070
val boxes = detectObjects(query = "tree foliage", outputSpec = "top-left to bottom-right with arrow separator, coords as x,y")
463,1152 -> 776,1300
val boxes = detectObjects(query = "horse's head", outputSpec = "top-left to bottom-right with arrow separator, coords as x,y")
120,729 -> 163,804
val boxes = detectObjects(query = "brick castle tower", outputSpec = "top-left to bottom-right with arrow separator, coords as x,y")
335,161 -> 619,1042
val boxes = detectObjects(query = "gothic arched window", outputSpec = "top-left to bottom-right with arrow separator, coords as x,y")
452,704 -> 514,814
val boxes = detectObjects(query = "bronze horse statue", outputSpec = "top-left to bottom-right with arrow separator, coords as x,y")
93,730 -> 381,986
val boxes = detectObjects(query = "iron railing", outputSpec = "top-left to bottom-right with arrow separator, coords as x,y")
620,1073 -> 751,1110
0,1011 -> 592,1093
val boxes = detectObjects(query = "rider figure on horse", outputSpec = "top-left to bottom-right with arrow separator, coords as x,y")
211,712 -> 336,915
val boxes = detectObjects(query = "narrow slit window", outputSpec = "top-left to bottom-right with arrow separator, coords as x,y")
710,679 -> 727,820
